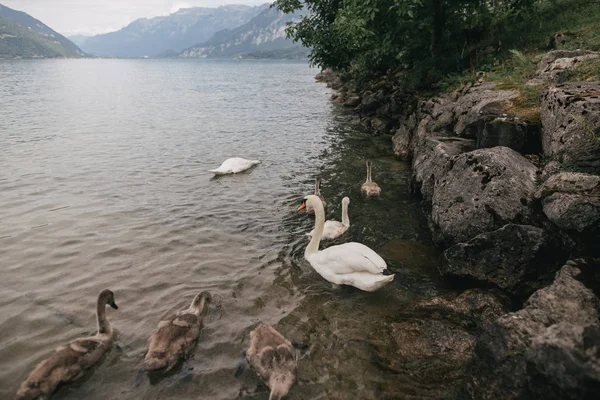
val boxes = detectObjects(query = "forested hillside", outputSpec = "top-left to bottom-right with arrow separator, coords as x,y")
0,3 -> 84,58
275,0 -> 600,88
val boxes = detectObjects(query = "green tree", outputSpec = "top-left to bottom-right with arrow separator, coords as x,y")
274,0 -> 540,87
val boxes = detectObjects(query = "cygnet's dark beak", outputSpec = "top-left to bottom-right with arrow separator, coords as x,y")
109,301 -> 118,310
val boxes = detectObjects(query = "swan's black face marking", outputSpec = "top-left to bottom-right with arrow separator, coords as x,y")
101,289 -> 118,309
297,199 -> 307,212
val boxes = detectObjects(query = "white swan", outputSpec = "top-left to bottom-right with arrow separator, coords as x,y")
208,157 -> 261,175
306,175 -> 326,214
360,160 -> 381,196
307,196 -> 350,240
297,195 -> 394,291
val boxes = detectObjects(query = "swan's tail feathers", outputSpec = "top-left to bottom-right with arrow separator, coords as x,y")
143,353 -> 168,371
346,272 -> 395,292
371,274 -> 395,291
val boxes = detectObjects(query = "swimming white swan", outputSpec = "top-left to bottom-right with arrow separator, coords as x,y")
208,157 -> 261,175
307,196 -> 350,240
360,160 -> 381,196
298,195 -> 394,291
306,175 -> 326,214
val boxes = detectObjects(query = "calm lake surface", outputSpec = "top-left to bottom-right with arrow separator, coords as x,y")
0,59 -> 449,399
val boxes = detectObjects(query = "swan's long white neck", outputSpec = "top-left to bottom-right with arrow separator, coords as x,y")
96,299 -> 111,336
341,201 -> 350,227
306,196 -> 325,256
366,164 -> 372,183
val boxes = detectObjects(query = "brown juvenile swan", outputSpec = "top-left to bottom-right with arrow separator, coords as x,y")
246,323 -> 297,400
16,289 -> 118,400
360,160 -> 381,196
144,291 -> 211,371
306,174 -> 326,214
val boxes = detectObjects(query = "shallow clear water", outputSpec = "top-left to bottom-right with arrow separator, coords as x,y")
0,59 -> 447,399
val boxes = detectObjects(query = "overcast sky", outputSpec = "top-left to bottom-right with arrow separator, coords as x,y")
2,0 -> 265,36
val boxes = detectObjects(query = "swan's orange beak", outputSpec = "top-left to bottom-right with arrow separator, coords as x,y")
297,201 -> 306,211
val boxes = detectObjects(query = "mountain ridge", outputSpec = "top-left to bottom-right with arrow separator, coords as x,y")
0,3 -> 84,58
180,6 -> 305,59
80,4 -> 270,58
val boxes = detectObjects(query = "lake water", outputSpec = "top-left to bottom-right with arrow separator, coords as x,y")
0,59 -> 449,399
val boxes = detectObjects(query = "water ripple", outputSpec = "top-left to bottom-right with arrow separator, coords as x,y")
0,59 -> 448,400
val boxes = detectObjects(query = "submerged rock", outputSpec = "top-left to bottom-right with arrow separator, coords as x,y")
385,289 -> 508,399
466,260 -> 600,399
440,224 -> 568,296
540,83 -> 600,174
430,147 -> 539,246
391,319 -> 475,364
415,289 -> 508,329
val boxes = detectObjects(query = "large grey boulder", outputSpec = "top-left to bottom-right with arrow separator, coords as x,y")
527,323 -> 600,400
527,50 -> 599,85
394,82 -> 518,160
466,260 -> 600,399
430,146 -> 539,246
370,116 -> 393,134
411,137 -> 475,204
440,224 -> 568,296
392,112 -> 417,159
537,172 -> 600,233
452,82 -> 519,138
343,95 -> 361,107
540,83 -> 600,174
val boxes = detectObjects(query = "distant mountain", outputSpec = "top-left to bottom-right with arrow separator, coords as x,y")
0,3 -> 84,58
68,34 -> 90,48
180,6 -> 304,59
80,4 -> 269,58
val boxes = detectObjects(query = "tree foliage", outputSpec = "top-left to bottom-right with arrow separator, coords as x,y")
274,0 -> 558,87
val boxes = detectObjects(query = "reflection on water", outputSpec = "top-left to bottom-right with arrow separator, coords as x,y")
0,59 -> 456,399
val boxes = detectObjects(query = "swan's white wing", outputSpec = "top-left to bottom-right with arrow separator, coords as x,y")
208,158 -> 260,174
308,220 -> 347,239
309,242 -> 386,275
336,272 -> 394,292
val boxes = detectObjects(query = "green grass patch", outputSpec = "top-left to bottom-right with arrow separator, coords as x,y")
559,58 -> 600,83
440,1 -> 600,122
441,0 -> 600,89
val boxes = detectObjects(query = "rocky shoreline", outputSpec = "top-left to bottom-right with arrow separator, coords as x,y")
317,49 -> 600,398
